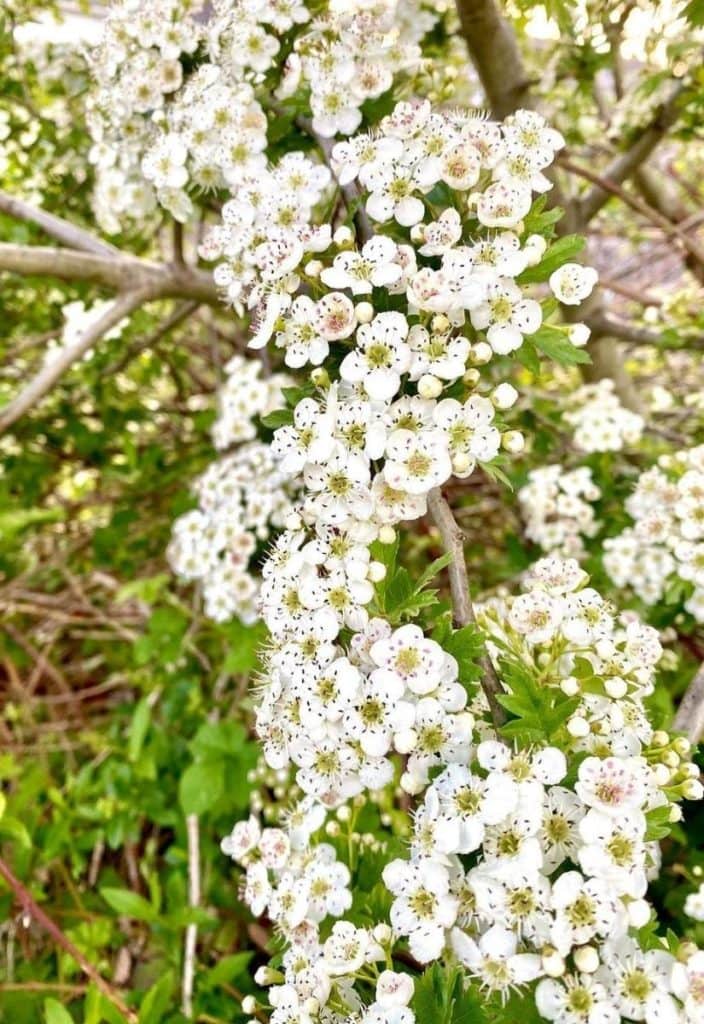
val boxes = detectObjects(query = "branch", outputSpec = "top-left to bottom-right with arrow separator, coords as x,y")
578,82 -> 687,223
454,0 -> 533,118
427,487 -> 506,728
0,289 -> 154,433
0,190 -> 119,257
0,243 -> 220,304
674,664 -> 704,745
0,854 -> 137,1023
561,155 -> 704,267
182,814 -> 200,1019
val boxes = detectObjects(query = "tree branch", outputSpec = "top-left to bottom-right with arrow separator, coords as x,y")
182,814 -> 200,1019
0,289 -> 155,433
427,487 -> 506,728
0,243 -> 220,304
578,81 -> 687,223
561,155 -> 704,267
0,854 -> 137,1023
674,664 -> 704,745
454,0 -> 534,119
0,190 -> 119,257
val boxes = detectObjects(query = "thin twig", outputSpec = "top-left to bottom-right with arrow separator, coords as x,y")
0,190 -> 119,257
0,289 -> 154,433
0,855 -> 137,1023
674,664 -> 704,744
182,814 -> 201,1019
426,488 -> 506,728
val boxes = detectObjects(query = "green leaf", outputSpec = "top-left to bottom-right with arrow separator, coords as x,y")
261,408 -> 293,430
518,234 -> 585,284
128,698 -> 151,763
0,814 -> 31,847
684,0 -> 704,25
138,972 -> 174,1024
527,324 -> 591,366
414,552 -> 452,594
178,758 -> 224,814
100,887 -> 158,922
44,999 -> 74,1024
645,805 -> 673,842
441,624 -> 485,691
203,951 -> 254,988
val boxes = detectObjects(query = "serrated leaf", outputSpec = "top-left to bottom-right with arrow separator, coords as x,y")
527,324 -> 591,366
518,234 -> 586,284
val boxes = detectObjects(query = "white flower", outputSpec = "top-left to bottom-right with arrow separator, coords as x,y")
551,871 -> 625,955
221,815 -> 261,862
549,263 -> 598,305
383,858 -> 458,963
340,312 -> 411,401
536,973 -> 619,1024
575,757 -> 647,817
321,236 -> 402,294
451,924 -> 541,994
370,624 -> 456,697
470,278 -> 542,354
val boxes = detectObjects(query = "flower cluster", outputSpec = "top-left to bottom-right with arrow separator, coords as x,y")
168,442 -> 297,622
88,0 -> 446,232
564,380 -> 645,454
251,101 -> 589,808
44,299 -> 127,369
382,557 -> 702,1008
212,354 -> 291,451
519,465 -> 601,558
603,445 -> 704,621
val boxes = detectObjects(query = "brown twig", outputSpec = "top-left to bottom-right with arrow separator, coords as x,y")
0,855 -> 138,1023
426,488 -> 506,728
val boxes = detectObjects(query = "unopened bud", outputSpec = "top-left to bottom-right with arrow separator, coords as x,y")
502,430 -> 525,454
431,314 -> 450,333
311,367 -> 330,389
574,946 -> 599,973
567,716 -> 590,738
333,225 -> 354,246
604,678 -> 627,699
378,526 -> 396,545
627,899 -> 651,928
242,997 -> 258,1015
418,374 -> 443,399
471,341 -> 493,365
368,561 -> 386,583
355,301 -> 374,324
541,949 -> 565,978
373,923 -> 393,944
305,259 -> 322,277
568,323 -> 591,347
491,382 -> 518,409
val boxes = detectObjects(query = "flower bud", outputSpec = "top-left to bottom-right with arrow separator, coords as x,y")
254,966 -> 284,986
574,946 -> 599,973
471,341 -> 493,365
682,779 -> 704,800
524,233 -> 547,265
311,367 -> 330,389
378,526 -> 396,545
502,431 -> 525,454
567,716 -> 590,738
560,677 -> 579,697
491,382 -> 518,409
452,453 -> 473,475
669,804 -> 683,822
304,998 -> 320,1015
627,899 -> 651,928
333,225 -> 354,246
368,561 -> 386,583
305,259 -> 323,277
325,820 -> 341,837
463,368 -> 481,386
541,948 -> 565,977
568,323 -> 591,347
242,997 -> 258,1015
604,678 -> 627,699
355,301 -> 374,324
284,511 -> 303,531
336,805 -> 351,822
373,923 -> 393,944
673,737 -> 691,756
652,730 -> 669,747
431,314 -> 450,333
418,374 -> 443,399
